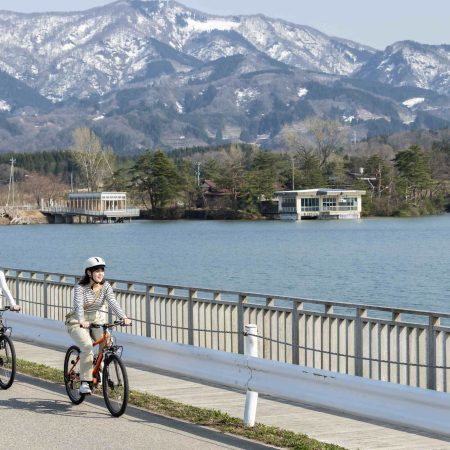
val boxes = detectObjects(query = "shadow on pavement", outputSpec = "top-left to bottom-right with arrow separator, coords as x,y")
4,373 -> 277,450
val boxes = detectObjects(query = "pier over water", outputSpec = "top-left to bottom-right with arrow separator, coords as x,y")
40,191 -> 139,223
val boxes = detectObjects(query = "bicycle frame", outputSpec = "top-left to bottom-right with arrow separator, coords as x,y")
0,307 -> 13,336
91,331 -> 108,385
0,306 -> 17,390
64,320 -> 129,416
67,322 -> 123,388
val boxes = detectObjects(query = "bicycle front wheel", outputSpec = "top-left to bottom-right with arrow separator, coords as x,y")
102,354 -> 129,417
64,345 -> 85,405
0,334 -> 16,389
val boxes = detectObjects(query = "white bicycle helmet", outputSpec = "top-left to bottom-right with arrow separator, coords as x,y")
84,256 -> 106,273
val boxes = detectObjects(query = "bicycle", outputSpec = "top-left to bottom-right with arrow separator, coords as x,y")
64,320 -> 130,417
0,306 -> 17,390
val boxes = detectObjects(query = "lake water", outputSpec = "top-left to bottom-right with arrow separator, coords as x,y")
1,215 -> 450,313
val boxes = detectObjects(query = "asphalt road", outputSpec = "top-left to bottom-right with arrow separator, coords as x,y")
0,374 -> 276,450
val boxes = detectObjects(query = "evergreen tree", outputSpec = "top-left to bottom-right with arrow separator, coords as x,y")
244,151 -> 281,209
131,150 -> 182,212
297,153 -> 326,188
394,145 -> 432,205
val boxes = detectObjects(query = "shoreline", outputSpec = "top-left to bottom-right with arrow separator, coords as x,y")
1,208 -> 448,225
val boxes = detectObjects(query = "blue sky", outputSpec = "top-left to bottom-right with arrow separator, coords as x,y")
0,0 -> 446,50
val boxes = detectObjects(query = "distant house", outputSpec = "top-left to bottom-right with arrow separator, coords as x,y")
199,180 -> 230,208
274,188 -> 366,221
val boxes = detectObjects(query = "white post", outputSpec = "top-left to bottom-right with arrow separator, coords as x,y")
243,324 -> 259,427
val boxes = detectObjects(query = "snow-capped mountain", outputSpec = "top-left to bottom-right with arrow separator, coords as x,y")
0,0 -> 448,152
356,41 -> 450,94
0,0 -> 376,101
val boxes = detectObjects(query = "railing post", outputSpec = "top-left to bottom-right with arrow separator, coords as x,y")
43,273 -> 50,319
355,308 -> 367,377
15,271 -> 21,312
243,324 -> 258,427
427,315 -> 440,390
238,295 -> 247,354
291,301 -> 303,365
145,285 -> 154,338
188,289 -> 197,346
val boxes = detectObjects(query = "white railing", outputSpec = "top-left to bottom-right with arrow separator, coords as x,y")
7,314 -> 450,437
3,267 -> 450,393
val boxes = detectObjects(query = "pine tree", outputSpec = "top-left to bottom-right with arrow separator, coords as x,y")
394,145 -> 432,205
131,150 -> 182,212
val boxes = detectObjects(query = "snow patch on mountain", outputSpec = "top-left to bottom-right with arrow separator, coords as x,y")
402,97 -> 425,108
175,101 -> 184,113
0,100 -> 11,111
235,87 -> 259,107
185,17 -> 239,33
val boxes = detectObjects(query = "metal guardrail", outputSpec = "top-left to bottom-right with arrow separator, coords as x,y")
3,267 -> 450,392
9,313 -> 450,437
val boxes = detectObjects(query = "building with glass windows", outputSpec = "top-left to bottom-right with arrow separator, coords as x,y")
274,189 -> 366,220
41,192 -> 140,223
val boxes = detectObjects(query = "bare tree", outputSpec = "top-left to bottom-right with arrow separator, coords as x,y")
21,172 -> 68,207
218,144 -> 246,210
281,118 -> 346,168
71,128 -> 115,191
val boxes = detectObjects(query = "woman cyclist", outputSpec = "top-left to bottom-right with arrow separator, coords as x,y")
0,270 -> 20,311
65,257 -> 131,394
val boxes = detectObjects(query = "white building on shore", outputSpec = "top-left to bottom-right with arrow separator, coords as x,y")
274,188 -> 366,221
41,191 -> 140,223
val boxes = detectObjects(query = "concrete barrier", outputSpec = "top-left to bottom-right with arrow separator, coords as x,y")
7,313 -> 450,437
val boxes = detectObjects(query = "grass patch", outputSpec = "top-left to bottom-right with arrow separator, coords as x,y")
16,359 -> 345,450
17,359 -> 63,383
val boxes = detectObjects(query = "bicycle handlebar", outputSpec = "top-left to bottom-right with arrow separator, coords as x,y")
80,320 -> 132,329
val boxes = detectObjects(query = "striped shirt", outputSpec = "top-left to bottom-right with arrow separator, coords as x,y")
72,281 -> 125,322
0,270 -> 16,307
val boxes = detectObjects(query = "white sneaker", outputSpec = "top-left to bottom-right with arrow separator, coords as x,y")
80,382 -> 92,394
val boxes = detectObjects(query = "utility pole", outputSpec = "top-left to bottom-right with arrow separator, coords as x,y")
291,156 -> 295,190
195,162 -> 201,186
6,158 -> 15,207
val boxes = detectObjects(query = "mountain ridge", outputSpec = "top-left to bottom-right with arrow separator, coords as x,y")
0,0 -> 448,153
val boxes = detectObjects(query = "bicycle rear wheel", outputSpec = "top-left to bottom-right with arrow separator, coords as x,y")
102,354 -> 129,417
0,335 -> 16,389
64,345 -> 85,405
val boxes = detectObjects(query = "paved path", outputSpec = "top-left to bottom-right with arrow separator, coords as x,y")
0,374 -> 274,450
10,339 -> 450,450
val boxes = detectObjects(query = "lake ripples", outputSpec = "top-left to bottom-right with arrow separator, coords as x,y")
1,215 -> 450,313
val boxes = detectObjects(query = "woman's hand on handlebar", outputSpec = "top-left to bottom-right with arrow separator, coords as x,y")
80,320 -> 90,329
10,305 -> 20,312
122,317 -> 132,326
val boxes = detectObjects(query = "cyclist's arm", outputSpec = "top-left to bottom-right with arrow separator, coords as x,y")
73,284 -> 86,324
0,270 -> 19,310
104,282 -> 129,323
